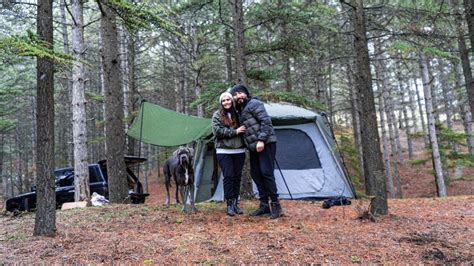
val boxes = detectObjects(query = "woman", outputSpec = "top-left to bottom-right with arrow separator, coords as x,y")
212,92 -> 246,216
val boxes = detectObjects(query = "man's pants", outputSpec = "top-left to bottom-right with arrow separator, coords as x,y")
249,142 -> 278,203
217,153 -> 246,200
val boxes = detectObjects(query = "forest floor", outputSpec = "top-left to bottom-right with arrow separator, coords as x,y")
1,165 -> 473,264
1,128 -> 474,264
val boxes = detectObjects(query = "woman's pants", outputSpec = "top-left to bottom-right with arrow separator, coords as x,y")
217,153 -> 246,200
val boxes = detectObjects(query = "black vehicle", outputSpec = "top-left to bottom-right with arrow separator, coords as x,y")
5,156 -> 149,212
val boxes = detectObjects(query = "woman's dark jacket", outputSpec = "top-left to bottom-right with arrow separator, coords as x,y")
237,98 -> 277,151
211,110 -> 245,149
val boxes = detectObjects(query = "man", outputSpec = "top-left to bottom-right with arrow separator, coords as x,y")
230,84 -> 282,219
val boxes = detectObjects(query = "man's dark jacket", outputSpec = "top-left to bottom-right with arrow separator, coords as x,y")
237,97 -> 277,151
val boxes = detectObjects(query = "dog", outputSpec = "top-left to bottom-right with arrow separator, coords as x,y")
163,146 -> 197,213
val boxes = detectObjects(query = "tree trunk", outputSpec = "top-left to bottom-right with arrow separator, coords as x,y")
382,75 -> 402,198
313,64 -> 325,103
91,30 -> 107,163
281,18 -> 292,91
224,30 -> 233,83
428,63 -> 441,125
463,0 -> 474,54
120,28 -> 137,156
397,110 -> 403,131
348,64 -> 364,180
438,62 -> 454,130
431,60 -> 450,183
156,146 -> 161,178
14,128 -> 24,193
283,51 -> 292,92
174,69 -> 182,112
456,10 -> 474,120
72,0 -> 90,202
99,0 -> 129,203
419,53 -> 447,197
179,63 -> 187,114
390,106 -> 404,166
143,143 -> 149,193
34,0 -> 56,236
326,63 -> 335,126
7,140 -> 14,197
190,25 -> 204,117
232,0 -> 247,86
195,83 -> 204,117
128,34 -> 139,155
377,88 -> 394,198
396,61 -> 414,160
430,60 -> 450,181
438,61 -> 458,153
120,27 -> 130,121
414,77 -> 429,147
402,104 -> 414,160
348,0 -> 387,214
374,42 -> 401,198
407,79 -> 420,133
348,65 -> 364,181
454,60 -> 474,155
461,105 -> 474,154
58,0 -> 72,167
0,133 -> 6,200
277,0 -> 292,92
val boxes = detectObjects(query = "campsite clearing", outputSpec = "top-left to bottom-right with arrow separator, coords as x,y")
1,178 -> 473,264
130,102 -> 356,202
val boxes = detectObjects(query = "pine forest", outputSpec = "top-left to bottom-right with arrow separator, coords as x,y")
0,0 -> 473,264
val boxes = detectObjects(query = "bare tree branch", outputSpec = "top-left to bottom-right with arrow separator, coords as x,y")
63,0 -> 77,27
218,0 -> 233,30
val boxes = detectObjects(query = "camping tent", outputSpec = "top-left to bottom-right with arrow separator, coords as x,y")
128,101 -> 356,202
193,102 -> 356,201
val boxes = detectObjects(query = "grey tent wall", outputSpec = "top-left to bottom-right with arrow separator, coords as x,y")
194,139 -> 218,202
316,115 -> 357,198
270,122 -> 354,199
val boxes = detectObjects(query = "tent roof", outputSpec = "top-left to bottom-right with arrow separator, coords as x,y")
127,101 -> 320,146
265,102 -> 317,118
265,102 -> 318,125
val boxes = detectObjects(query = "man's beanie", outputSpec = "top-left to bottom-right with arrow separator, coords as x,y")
230,84 -> 250,97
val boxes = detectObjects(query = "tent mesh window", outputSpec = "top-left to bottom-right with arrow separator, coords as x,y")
274,129 -> 322,170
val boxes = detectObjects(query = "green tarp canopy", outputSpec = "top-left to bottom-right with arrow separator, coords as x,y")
127,102 -> 212,147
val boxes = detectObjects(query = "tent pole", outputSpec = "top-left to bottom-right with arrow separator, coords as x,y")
274,158 -> 293,200
137,100 -> 147,189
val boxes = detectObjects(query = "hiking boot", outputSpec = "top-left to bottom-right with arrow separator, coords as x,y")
270,201 -> 282,219
226,200 -> 235,216
249,203 -> 270,216
233,199 -> 243,215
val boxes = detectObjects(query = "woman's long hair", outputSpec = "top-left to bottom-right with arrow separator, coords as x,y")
219,105 -> 238,128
